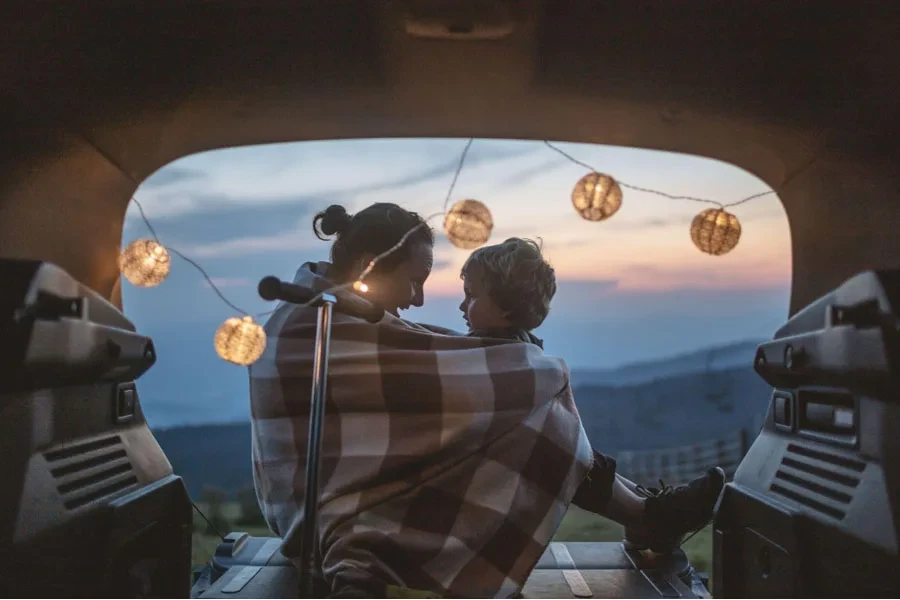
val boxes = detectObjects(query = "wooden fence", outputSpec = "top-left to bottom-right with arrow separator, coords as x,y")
615,428 -> 750,487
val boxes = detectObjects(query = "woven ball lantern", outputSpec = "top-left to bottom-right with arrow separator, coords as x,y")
690,208 -> 742,256
119,239 -> 171,287
571,172 -> 623,222
444,199 -> 493,250
214,316 -> 267,366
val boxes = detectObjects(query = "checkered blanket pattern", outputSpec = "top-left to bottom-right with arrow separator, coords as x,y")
250,302 -> 593,597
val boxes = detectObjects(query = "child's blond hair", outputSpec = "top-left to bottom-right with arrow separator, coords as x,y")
460,237 -> 557,331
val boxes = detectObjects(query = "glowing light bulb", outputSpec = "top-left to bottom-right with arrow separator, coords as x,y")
214,316 -> 267,366
444,199 -> 493,250
353,281 -> 369,293
119,239 -> 171,287
690,208 -> 742,256
571,172 -> 623,222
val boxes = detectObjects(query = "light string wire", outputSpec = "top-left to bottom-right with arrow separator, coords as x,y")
127,137 -> 773,320
127,138 -> 474,319
132,197 -> 250,316
296,136 -> 475,310
128,198 -> 237,537
543,140 -> 775,209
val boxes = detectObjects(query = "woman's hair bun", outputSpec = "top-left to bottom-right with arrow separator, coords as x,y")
314,204 -> 354,239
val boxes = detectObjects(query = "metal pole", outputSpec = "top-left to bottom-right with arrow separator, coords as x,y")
298,294 -> 335,598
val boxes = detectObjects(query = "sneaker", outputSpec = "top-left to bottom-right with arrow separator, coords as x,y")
623,467 -> 726,553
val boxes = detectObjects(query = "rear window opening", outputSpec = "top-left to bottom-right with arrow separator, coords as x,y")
123,137 -> 789,574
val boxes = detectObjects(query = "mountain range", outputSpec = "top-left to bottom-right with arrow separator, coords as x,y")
153,339 -> 770,498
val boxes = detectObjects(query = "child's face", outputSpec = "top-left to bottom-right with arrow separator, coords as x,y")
459,267 -> 511,331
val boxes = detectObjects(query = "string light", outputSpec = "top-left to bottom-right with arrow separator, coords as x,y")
214,316 -> 267,365
690,208 -> 742,256
571,172 -> 623,222
125,198 -> 270,366
122,138 -> 775,366
352,137 -> 474,289
119,239 -> 171,287
544,140 -> 774,252
444,199 -> 493,249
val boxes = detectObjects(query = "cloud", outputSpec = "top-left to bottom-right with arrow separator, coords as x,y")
141,167 -> 205,189
611,207 -> 781,232
352,144 -> 538,197
546,237 -> 594,250
425,275 -> 619,298
432,258 -> 453,272
618,261 -> 790,291
490,156 -> 571,189
431,222 -> 559,253
126,198 -> 321,243
129,191 -> 328,222
202,277 -> 251,289
180,226 -> 320,259
611,215 -> 695,230
134,141 -> 539,221
556,278 -> 620,291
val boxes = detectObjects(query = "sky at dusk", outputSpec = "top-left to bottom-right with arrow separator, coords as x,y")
121,138 -> 792,428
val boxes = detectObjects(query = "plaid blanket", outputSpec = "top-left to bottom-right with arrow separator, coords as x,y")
249,265 -> 593,598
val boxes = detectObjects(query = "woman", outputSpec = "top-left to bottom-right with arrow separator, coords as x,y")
250,202 -> 724,598
309,203 -> 436,317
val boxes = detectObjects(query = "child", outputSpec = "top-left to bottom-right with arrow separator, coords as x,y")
459,237 -> 556,348
458,237 -> 726,556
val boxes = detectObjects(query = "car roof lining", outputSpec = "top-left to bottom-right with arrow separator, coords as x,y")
1,0 -> 898,313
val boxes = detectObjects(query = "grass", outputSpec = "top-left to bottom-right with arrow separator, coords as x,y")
190,502 -> 272,569
191,503 -> 713,577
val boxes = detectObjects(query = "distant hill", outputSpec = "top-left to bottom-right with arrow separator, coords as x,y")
570,339 -> 763,388
572,365 -> 768,457
155,356 -> 771,499
154,422 -> 253,498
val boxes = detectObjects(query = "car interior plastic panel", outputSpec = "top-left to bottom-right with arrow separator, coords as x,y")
0,259 -> 193,598
713,269 -> 900,597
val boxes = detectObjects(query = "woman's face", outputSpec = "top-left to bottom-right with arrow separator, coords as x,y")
362,242 -> 434,316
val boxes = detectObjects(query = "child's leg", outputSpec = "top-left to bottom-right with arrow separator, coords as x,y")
571,453 -> 646,526
572,456 -> 726,552
598,476 -> 646,527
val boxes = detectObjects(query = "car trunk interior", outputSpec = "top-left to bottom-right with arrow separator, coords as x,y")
1,0 -> 898,316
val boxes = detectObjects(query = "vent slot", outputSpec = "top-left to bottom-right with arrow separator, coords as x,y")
770,483 -> 846,520
786,443 -> 865,471
780,456 -> 860,488
774,470 -> 853,504
50,448 -> 128,478
44,435 -> 137,510
63,476 -> 139,510
57,462 -> 133,495
769,444 -> 866,521
44,435 -> 120,461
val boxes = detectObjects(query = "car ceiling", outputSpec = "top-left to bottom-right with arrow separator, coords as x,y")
1,0 -> 898,314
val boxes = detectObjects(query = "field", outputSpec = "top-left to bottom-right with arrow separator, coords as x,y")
191,503 -> 712,577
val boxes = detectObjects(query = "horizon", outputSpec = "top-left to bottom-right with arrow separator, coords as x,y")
147,336 -> 767,433
122,138 -> 791,428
